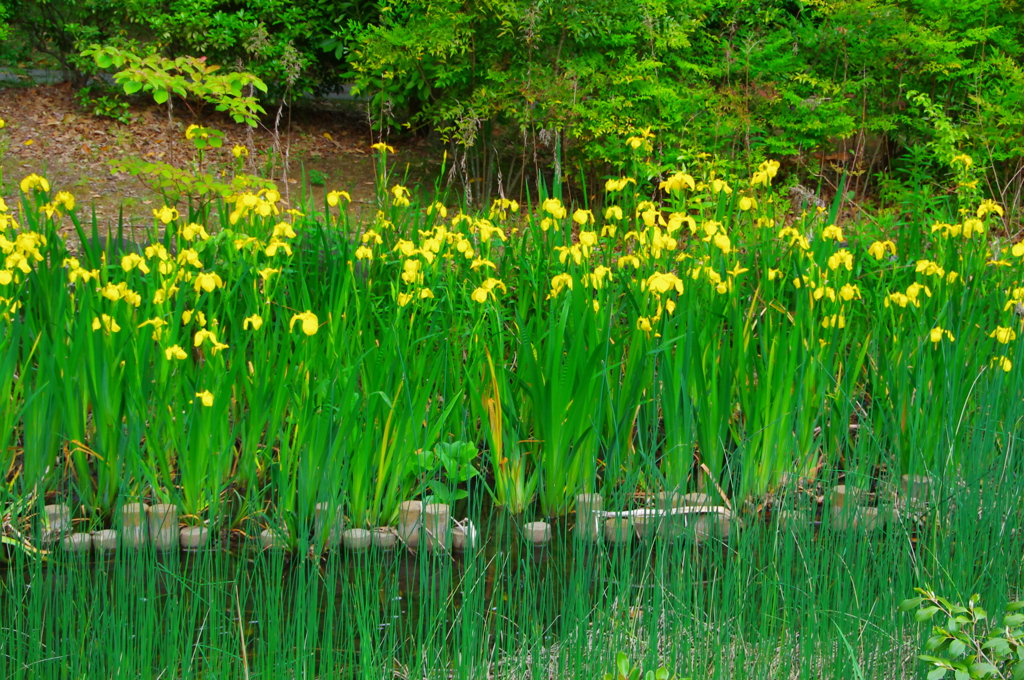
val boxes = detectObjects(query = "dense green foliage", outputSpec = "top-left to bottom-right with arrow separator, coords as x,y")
4,0 -> 1024,205
343,0 -> 1024,204
0,0 -> 372,94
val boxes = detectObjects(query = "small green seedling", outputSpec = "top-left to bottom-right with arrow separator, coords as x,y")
604,651 -> 682,680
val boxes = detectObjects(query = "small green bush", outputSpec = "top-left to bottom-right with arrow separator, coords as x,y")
75,83 -> 132,124
604,652 -> 683,680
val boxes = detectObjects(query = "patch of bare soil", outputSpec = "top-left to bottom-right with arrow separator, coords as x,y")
0,83 -> 439,238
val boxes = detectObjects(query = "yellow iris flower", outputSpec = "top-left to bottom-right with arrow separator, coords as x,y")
822,225 -> 843,241
821,315 -> 846,329
548,273 -> 574,299
165,345 -> 188,361
272,222 -> 297,239
258,267 -> 280,280
401,259 -> 424,284
605,177 -> 636,192
391,185 -> 411,207
618,255 -> 641,270
750,159 -> 780,187
572,209 -> 595,226
711,178 -> 733,195
290,311 -> 319,336
659,172 -> 696,193
477,219 -> 507,242
713,233 -> 732,254
265,239 -> 293,257
585,266 -> 612,290
990,326 -> 1017,344
992,356 -> 1013,372
962,219 -> 984,237
827,249 -> 854,271
153,206 -> 179,224
327,190 -> 352,207
839,284 -> 861,301
54,191 -> 75,211
182,223 -> 210,241
194,329 -> 229,354
471,278 -> 506,304
181,309 -> 201,324
20,174 -> 50,193
92,314 -> 121,333
542,198 -> 567,219
121,253 -> 150,274
178,249 -> 203,268
868,240 -> 896,260
813,287 -> 836,302
193,272 -> 225,293
146,243 -> 170,260
138,317 -> 167,341
643,272 -> 684,296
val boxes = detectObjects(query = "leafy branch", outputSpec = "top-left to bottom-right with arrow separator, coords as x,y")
901,589 -> 1024,680
80,45 -> 268,127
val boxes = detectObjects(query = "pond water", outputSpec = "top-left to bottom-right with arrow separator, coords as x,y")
4,497 -> 997,680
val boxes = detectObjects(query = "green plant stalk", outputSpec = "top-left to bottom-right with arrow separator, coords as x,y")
520,296 -> 604,516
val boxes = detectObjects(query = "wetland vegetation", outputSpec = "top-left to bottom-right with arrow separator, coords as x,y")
1,0 -> 1024,677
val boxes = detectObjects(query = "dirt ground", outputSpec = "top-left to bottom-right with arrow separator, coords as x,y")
0,82 -> 439,237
